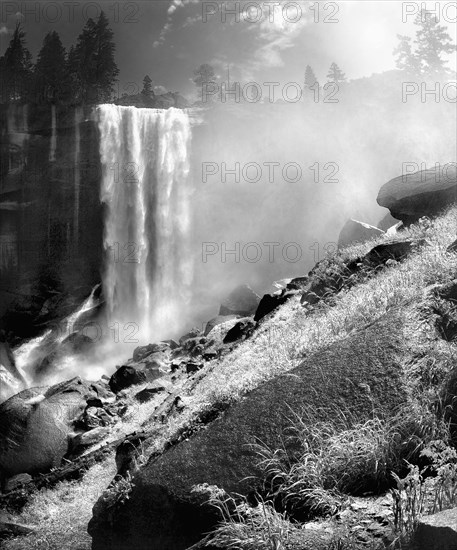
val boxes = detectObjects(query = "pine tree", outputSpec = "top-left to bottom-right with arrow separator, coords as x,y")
304,65 -> 318,89
0,23 -> 33,102
74,12 -> 119,103
393,10 -> 456,77
393,35 -> 421,75
326,62 -> 346,84
142,75 -> 154,97
415,10 -> 456,76
35,31 -> 68,103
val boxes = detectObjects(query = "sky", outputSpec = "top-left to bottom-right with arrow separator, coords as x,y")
0,0 -> 456,98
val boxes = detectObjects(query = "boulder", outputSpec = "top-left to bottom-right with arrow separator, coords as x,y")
133,343 -> 168,362
338,219 -> 384,248
219,284 -> 260,316
412,508 -> 457,550
377,164 -> 457,224
89,309 -> 409,550
0,377 -> 91,487
204,315 -> 239,336
255,292 -> 291,321
109,366 -> 147,394
179,328 -> 201,345
134,382 -> 170,403
223,318 -> 256,344
361,240 -> 419,267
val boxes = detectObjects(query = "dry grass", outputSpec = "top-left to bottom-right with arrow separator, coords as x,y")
2,458 -> 116,550
2,205 -> 457,549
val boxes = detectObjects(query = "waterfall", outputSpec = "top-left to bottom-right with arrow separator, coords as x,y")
49,104 -> 56,162
97,105 -> 193,343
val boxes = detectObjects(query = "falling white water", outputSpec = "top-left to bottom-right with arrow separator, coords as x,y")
97,105 -> 193,344
56,284 -> 100,344
49,104 -> 57,162
73,107 -> 83,245
13,284 -> 100,383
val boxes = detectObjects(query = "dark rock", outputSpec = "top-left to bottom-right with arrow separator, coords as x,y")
60,331 -> 94,353
254,292 -> 290,322
3,473 -> 32,493
204,315 -> 239,336
135,383 -> 169,403
0,377 -> 90,485
219,284 -> 260,317
133,343 -> 168,362
412,507 -> 457,550
338,219 -> 384,248
447,238 -> 457,253
362,240 -> 419,266
202,349 -> 218,361
377,164 -> 457,223
109,366 -> 147,393
287,277 -> 308,290
179,328 -> 201,345
89,309 -> 410,550
223,318 -> 256,344
186,362 -> 203,375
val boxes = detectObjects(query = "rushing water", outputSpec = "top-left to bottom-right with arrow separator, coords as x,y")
97,105 -> 193,343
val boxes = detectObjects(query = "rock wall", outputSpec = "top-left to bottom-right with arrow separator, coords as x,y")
0,104 -> 103,338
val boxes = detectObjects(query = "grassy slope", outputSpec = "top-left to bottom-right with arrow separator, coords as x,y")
2,205 -> 457,550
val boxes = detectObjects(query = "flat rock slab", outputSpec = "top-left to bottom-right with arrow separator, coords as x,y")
413,508 -> 457,550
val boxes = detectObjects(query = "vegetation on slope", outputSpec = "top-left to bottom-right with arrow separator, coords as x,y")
2,206 -> 457,549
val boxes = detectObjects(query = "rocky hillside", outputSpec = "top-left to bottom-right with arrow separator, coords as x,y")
1,165 -> 457,549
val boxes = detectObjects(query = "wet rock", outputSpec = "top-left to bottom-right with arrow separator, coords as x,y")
219,284 -> 260,317
179,328 -> 201,345
109,366 -> 147,393
133,343 -> 168,362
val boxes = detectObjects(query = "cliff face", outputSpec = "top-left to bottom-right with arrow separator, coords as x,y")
0,104 -> 103,338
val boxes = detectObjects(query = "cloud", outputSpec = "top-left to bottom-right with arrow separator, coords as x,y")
154,0 -> 200,47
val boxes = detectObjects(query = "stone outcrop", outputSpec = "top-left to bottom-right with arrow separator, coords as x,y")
89,309 -> 410,550
377,164 -> 457,223
412,508 -> 457,550
219,284 -> 261,317
338,219 -> 384,248
0,377 -> 92,488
